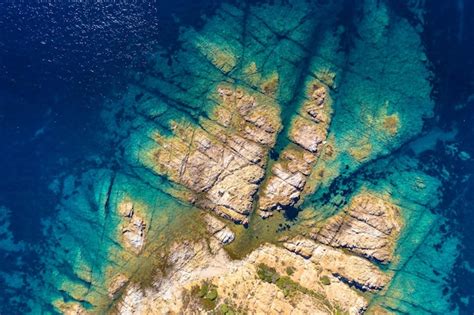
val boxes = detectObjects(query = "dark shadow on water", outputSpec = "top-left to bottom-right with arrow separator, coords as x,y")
281,205 -> 300,221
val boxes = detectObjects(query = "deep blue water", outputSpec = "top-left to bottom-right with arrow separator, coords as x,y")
0,1 -> 223,311
1,0 -> 474,313
0,0 -> 228,242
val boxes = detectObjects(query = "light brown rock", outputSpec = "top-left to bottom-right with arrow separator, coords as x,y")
289,116 -> 328,153
117,200 -> 146,254
305,86 -> 330,123
259,84 -> 332,215
108,274 -> 129,298
313,191 -> 403,263
246,244 -> 368,314
151,86 -> 281,224
115,239 -> 380,315
283,237 -> 390,291
122,215 -> 146,254
117,200 -> 134,217
203,214 -> 235,244
259,147 -> 317,214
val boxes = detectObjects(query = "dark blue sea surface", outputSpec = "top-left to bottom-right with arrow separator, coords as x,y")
0,0 -> 473,313
0,1 -> 222,312
0,0 -> 223,242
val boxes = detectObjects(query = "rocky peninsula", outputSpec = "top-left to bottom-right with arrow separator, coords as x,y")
106,82 -> 404,314
46,1 -> 459,314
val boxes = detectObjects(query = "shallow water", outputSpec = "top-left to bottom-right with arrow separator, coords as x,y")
1,0 -> 473,314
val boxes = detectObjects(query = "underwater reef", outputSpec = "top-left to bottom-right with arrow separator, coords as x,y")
0,0 -> 465,314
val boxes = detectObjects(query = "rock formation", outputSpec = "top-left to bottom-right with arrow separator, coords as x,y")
203,214 -> 235,245
258,83 -> 332,217
151,85 -> 281,224
282,237 -> 390,291
118,199 -> 147,254
127,78 -> 405,314
313,191 -> 403,263
151,83 -> 333,222
116,231 -> 397,315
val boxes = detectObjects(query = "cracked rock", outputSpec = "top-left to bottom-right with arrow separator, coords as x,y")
313,191 -> 403,263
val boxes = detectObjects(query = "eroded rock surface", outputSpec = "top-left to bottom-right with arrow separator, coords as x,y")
118,200 -> 147,254
151,86 -> 281,224
116,238 -> 389,315
111,191 -> 403,315
259,83 -> 332,216
151,83 -> 333,222
133,81 -> 403,314
132,76 -> 407,314
283,237 -> 390,291
203,214 -> 235,245
313,191 -> 403,263
108,274 -> 129,299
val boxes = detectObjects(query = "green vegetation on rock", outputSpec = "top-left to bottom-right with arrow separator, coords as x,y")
320,275 -> 331,286
191,281 -> 219,310
285,266 -> 295,276
218,303 -> 238,315
256,264 -> 326,302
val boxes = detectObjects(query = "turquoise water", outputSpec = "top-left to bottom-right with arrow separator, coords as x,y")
1,0 -> 473,313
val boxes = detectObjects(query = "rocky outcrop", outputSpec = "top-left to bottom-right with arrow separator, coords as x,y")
114,234 -> 397,315
117,240 -> 234,314
122,81 -> 405,315
289,86 -> 330,152
245,243 -> 368,314
150,82 -> 332,222
259,83 -> 332,216
290,116 -> 328,153
118,284 -> 145,315
111,191 -> 403,314
282,237 -> 390,291
130,77 -> 403,315
117,200 -> 146,254
258,147 -> 316,217
203,214 -> 235,244
313,191 -> 403,263
151,83 -> 332,221
108,274 -> 129,298
151,85 -> 281,224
